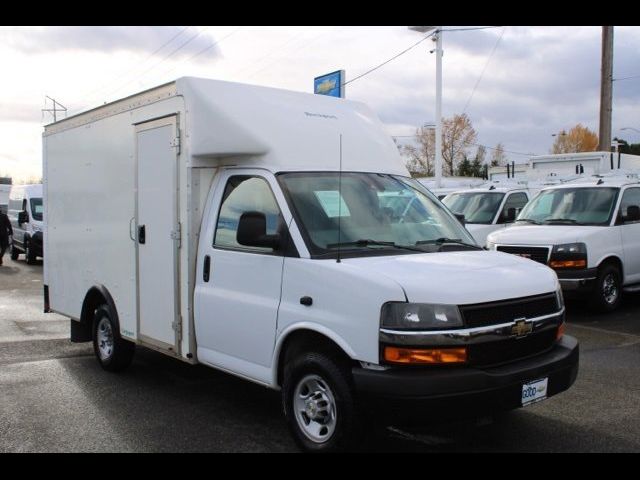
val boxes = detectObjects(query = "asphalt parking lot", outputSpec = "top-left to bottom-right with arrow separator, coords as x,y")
1,257 -> 640,452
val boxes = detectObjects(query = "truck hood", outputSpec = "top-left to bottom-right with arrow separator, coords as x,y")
488,224 -> 602,246
344,251 -> 558,305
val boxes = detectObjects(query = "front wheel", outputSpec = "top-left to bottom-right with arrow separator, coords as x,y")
92,305 -> 135,372
10,244 -> 19,260
591,263 -> 622,313
25,239 -> 37,264
282,351 -> 365,452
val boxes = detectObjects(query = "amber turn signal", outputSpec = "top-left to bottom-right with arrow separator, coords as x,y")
549,259 -> 587,269
384,346 -> 467,364
556,322 -> 566,340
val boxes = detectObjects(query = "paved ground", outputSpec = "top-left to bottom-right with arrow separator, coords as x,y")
1,256 -> 639,452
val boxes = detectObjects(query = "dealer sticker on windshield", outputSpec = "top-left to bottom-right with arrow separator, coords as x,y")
522,377 -> 548,406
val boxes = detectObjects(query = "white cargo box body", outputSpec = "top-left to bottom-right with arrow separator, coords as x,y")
43,77 -> 403,361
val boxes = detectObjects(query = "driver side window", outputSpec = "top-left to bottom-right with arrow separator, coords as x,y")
619,188 -> 640,224
498,192 -> 528,224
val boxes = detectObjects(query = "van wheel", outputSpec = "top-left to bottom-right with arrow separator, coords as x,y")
92,305 -> 135,372
282,351 -> 365,452
25,239 -> 37,264
591,263 -> 622,313
10,244 -> 19,260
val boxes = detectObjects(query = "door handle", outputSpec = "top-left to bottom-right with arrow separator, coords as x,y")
138,225 -> 146,244
203,255 -> 211,282
129,217 -> 136,241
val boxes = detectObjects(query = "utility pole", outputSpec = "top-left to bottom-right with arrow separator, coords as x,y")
42,96 -> 67,123
434,27 -> 443,188
598,26 -> 614,152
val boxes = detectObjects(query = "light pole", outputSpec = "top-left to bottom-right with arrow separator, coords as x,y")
621,127 -> 640,134
409,26 -> 442,188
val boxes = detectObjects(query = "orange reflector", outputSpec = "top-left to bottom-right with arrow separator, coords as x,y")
549,259 -> 586,269
556,322 -> 566,340
384,346 -> 467,364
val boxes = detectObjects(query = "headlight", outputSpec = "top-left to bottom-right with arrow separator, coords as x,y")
381,302 -> 463,330
549,242 -> 587,269
556,283 -> 565,310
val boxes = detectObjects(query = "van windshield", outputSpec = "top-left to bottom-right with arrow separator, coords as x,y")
278,172 -> 477,257
30,198 -> 43,221
517,187 -> 619,226
442,192 -> 505,224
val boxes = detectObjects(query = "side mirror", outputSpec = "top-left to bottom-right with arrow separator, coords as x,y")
503,207 -> 517,223
625,205 -> 640,223
454,213 -> 465,226
18,211 -> 28,224
237,211 -> 281,250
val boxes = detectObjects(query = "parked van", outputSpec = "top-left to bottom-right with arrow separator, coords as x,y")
487,173 -> 640,312
442,185 -> 535,246
7,184 -> 43,263
44,77 -> 578,451
0,177 -> 11,214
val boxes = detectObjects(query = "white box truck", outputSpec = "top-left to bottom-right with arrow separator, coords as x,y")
44,77 -> 578,451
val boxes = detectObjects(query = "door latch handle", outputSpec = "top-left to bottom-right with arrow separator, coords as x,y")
138,225 -> 146,244
203,255 -> 211,282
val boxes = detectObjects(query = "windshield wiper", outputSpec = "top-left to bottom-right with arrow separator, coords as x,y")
543,218 -> 583,225
516,218 -> 541,225
327,239 -> 425,252
415,237 -> 482,250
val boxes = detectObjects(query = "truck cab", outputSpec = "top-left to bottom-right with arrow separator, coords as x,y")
7,184 -> 43,264
442,186 -> 534,247
487,174 -> 640,312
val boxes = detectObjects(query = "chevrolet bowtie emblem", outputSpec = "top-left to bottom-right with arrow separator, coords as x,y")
512,319 -> 532,337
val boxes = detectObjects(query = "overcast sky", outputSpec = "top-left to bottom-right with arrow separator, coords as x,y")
1,25 -> 638,181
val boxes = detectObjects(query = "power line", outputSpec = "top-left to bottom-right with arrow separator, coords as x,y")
77,26 -> 192,107
343,31 -> 436,86
462,26 -> 506,114
613,74 -> 640,81
101,26 -> 211,101
442,26 -> 502,32
159,27 -> 244,79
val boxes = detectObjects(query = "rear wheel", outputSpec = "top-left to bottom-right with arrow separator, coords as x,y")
92,304 -> 135,372
282,351 -> 366,452
591,263 -> 622,313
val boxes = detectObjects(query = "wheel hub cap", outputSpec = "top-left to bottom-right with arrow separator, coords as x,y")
603,274 -> 618,304
97,317 -> 114,360
293,374 -> 337,443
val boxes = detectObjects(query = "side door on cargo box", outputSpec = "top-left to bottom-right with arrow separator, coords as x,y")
617,186 -> 640,283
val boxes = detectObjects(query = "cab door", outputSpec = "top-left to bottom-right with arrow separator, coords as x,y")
618,187 -> 640,283
194,170 -> 292,382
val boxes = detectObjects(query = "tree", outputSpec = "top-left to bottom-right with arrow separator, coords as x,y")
442,113 -> 477,176
470,145 -> 487,177
403,125 -> 435,176
551,124 -> 598,153
402,113 -> 477,176
490,143 -> 507,167
456,155 -> 473,176
615,137 -> 640,156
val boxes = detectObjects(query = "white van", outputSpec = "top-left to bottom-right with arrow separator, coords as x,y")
7,184 -> 43,263
487,174 -> 640,312
44,77 -> 578,452
442,186 -> 534,246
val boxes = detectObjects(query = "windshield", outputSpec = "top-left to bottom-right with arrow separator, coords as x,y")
278,172 -> 476,257
518,187 -> 619,226
442,192 -> 505,224
30,198 -> 43,221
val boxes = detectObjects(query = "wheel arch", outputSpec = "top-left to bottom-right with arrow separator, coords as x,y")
598,255 -> 624,279
73,285 -> 120,343
273,324 -> 358,388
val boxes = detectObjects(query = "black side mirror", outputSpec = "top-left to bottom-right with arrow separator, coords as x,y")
454,213 -> 465,226
503,207 -> 517,223
18,211 -> 28,224
625,205 -> 640,223
237,211 -> 281,250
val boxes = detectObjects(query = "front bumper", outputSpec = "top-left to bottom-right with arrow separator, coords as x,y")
352,335 -> 578,423
556,268 -> 597,293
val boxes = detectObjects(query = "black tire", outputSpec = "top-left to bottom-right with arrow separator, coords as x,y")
10,244 -> 19,260
282,350 -> 365,452
25,239 -> 37,264
92,304 -> 135,372
590,263 -> 622,313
